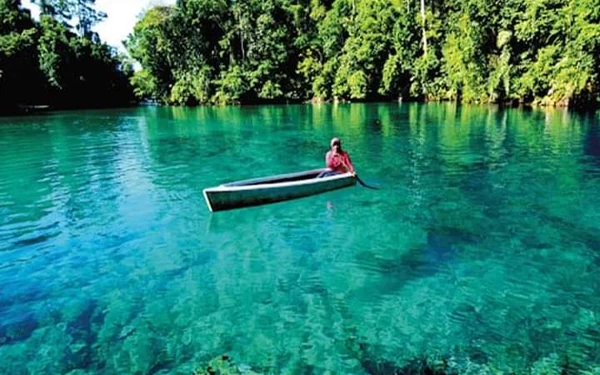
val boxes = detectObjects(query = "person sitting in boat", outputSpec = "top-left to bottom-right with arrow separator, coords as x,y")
318,137 -> 356,177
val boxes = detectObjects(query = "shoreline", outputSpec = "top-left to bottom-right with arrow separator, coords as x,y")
2,98 -> 598,118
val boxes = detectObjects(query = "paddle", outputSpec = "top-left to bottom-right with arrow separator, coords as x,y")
355,173 -> 380,190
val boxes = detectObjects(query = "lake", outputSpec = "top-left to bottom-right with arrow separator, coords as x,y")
0,103 -> 599,374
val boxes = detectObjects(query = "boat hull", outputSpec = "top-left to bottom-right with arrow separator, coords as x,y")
203,168 -> 356,212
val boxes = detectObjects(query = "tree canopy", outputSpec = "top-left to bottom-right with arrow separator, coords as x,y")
127,0 -> 600,108
3,0 -> 599,112
0,0 -> 132,114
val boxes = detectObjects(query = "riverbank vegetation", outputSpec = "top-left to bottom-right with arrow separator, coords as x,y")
3,0 -> 599,113
0,0 -> 132,114
127,0 -> 600,108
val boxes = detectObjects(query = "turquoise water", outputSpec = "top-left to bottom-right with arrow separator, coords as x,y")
0,104 -> 599,374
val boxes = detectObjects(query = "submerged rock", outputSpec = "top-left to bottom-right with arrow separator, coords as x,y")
193,355 -> 260,375
0,311 -> 39,345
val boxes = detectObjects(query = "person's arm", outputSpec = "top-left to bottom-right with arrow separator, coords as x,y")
337,152 -> 355,174
344,153 -> 355,173
326,151 -> 340,169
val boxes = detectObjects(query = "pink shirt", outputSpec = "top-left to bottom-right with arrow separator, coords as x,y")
326,151 -> 354,173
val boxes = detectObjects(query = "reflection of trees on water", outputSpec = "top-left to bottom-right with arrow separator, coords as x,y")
583,112 -> 600,167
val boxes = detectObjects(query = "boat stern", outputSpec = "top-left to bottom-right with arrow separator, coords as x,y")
202,188 -> 215,212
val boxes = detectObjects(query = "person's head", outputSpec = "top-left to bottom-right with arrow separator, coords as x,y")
330,137 -> 342,152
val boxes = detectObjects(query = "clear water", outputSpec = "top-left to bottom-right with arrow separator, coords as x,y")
0,104 -> 599,374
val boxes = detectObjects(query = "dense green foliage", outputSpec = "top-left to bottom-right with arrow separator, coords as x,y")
128,0 -> 600,108
0,0 -> 132,114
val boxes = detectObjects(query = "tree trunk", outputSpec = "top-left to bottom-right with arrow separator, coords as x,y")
420,0 -> 427,55
233,6 -> 245,62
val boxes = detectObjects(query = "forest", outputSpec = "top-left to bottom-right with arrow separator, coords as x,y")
2,0 -> 600,112
126,0 -> 600,108
0,0 -> 132,114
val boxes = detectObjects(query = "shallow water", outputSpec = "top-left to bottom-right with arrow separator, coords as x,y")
0,103 -> 599,374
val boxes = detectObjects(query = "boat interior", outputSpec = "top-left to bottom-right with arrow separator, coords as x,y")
225,170 -> 324,187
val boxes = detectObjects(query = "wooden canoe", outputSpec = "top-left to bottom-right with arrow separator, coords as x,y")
203,168 -> 357,212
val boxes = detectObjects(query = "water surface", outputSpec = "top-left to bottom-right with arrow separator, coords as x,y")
1,104 -> 599,374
